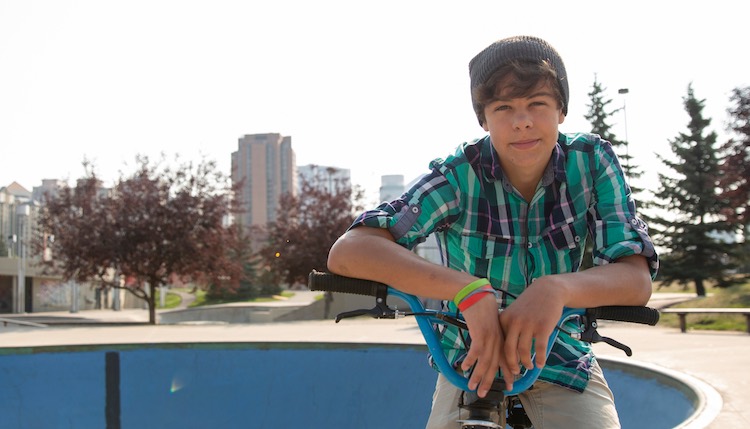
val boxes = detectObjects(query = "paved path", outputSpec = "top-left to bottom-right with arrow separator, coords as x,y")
170,289 -> 196,309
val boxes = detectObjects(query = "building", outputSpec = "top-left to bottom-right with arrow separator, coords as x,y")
0,182 -> 46,313
379,174 -> 405,203
0,180 -> 144,314
297,164 -> 351,195
377,174 -> 442,266
231,133 -> 297,226
31,179 -> 66,203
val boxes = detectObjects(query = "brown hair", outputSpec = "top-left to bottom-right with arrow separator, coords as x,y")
472,60 -> 564,126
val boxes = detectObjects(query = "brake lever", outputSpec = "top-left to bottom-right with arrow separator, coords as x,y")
579,318 -> 633,356
335,286 -> 397,322
335,304 -> 396,322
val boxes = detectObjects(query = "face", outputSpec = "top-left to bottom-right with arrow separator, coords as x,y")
482,81 -> 565,180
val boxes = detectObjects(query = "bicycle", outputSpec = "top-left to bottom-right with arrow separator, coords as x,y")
308,270 -> 660,429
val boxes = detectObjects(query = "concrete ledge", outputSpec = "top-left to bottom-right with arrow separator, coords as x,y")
158,305 -> 285,324
600,356 -> 722,429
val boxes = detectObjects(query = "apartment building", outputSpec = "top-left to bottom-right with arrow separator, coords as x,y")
231,133 -> 297,227
0,182 -> 43,313
297,164 -> 351,195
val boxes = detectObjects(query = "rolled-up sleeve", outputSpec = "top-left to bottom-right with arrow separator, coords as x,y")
350,165 -> 462,250
589,142 -> 659,279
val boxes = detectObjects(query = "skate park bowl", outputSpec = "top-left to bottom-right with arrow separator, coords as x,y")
0,343 -> 719,429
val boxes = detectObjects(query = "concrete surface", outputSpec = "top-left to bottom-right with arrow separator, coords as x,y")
0,292 -> 747,428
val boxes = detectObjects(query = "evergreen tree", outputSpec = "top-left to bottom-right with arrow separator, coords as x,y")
581,76 -> 646,269
718,86 -> 750,273
650,84 -> 738,296
584,76 -> 644,195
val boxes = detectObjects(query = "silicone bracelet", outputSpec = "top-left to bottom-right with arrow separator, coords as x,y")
457,288 -> 495,312
453,278 -> 491,307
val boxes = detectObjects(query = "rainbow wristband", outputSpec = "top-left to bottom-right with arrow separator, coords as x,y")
453,278 -> 492,307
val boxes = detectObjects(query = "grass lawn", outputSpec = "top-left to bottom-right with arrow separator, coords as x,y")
657,279 -> 750,332
154,290 -> 183,309
188,289 -> 295,308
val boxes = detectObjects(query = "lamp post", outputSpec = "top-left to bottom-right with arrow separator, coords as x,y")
15,205 -> 29,314
618,88 -> 630,176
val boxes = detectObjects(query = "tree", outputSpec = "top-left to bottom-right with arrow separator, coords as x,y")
718,86 -> 750,273
261,166 -> 365,286
205,223 -> 269,301
650,84 -> 738,295
35,156 -> 242,324
584,76 -> 644,195
581,76 -> 646,269
719,88 -> 750,225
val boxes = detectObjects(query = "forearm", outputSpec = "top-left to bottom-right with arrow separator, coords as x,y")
329,226 -> 507,396
500,254 -> 652,372
327,226 -> 477,301
541,254 -> 652,309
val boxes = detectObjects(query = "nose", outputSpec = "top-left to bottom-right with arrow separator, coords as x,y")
513,111 -> 532,130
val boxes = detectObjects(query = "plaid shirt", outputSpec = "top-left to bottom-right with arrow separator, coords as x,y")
350,132 -> 659,392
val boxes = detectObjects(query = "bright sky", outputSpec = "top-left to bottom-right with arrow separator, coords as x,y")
2,0 -> 748,204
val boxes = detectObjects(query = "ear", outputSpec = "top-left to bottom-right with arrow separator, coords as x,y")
481,121 -> 489,132
558,111 -> 566,125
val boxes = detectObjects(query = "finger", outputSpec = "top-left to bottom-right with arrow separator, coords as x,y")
462,338 -> 486,390
496,330 -> 515,392
477,364 -> 496,398
517,331 -> 535,370
467,348 -> 492,397
534,335 -> 549,369
501,362 -> 515,392
502,328 -> 521,375
461,350 -> 478,373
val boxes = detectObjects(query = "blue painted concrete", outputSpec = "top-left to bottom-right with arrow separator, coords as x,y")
0,343 -> 693,429
607,367 -> 694,429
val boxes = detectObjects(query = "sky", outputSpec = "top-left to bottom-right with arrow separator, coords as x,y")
2,0 -> 749,204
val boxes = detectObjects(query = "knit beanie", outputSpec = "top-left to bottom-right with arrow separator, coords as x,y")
469,35 -> 569,123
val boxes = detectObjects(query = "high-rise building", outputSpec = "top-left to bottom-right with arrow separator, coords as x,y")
379,174 -> 405,203
297,164 -> 351,195
231,133 -> 297,226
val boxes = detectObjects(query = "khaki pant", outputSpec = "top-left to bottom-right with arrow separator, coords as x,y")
425,361 -> 620,429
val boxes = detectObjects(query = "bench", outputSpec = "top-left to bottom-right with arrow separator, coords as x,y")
660,308 -> 750,334
0,317 -> 48,328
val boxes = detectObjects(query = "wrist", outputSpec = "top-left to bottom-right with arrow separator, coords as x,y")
453,278 -> 497,312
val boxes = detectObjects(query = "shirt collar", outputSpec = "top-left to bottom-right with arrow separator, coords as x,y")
480,133 -> 569,185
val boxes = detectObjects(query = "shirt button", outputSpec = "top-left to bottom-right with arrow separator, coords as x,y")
411,206 -> 419,214
527,242 -> 533,248
630,218 -> 638,225
574,236 -> 581,243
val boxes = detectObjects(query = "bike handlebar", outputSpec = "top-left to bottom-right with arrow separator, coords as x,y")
308,270 -> 660,395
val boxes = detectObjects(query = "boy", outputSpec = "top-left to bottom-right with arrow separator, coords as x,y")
327,35 -> 658,428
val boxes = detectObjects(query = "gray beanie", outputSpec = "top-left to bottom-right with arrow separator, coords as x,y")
469,35 -> 569,122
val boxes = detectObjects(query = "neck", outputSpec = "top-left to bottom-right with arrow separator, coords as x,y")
504,164 -> 546,203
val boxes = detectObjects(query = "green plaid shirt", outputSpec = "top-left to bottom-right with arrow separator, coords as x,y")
351,132 -> 658,392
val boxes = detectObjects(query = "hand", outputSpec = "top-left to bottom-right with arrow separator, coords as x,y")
458,293 -> 511,397
499,279 -> 566,376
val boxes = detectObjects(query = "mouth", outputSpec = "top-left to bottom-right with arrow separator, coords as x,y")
510,139 -> 539,150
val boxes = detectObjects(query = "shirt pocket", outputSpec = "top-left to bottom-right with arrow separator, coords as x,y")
543,220 -> 586,270
461,233 -> 513,259
545,221 -> 583,251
